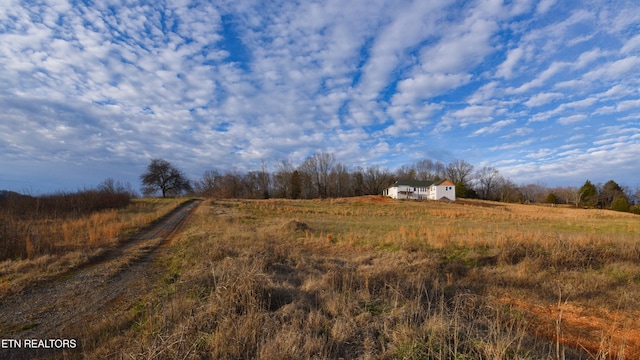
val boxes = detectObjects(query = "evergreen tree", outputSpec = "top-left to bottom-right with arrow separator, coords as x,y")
290,170 -> 302,199
577,180 -> 597,207
612,197 -> 630,212
600,180 -> 626,209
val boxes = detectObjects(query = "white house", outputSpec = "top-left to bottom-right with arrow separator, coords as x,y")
383,180 -> 456,201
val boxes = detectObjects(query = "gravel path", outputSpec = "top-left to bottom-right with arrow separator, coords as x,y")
0,199 -> 200,359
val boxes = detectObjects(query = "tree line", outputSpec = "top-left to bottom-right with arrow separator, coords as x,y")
1,178 -> 136,220
140,153 -> 640,214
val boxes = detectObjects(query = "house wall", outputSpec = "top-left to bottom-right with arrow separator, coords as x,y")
385,183 -> 456,201
431,185 -> 456,201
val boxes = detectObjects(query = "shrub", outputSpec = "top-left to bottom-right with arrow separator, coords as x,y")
545,192 -> 558,204
612,197 -> 630,212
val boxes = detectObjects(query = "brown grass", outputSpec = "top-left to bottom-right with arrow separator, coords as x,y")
0,198 -> 185,299
77,198 -> 640,359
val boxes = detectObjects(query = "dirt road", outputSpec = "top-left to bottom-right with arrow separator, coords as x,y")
0,199 -> 200,359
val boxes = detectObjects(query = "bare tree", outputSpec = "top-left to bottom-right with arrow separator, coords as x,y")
415,159 -> 435,181
140,159 -> 191,198
552,186 -> 574,205
361,165 -> 394,195
414,159 -> 446,181
330,162 -> 351,197
395,164 -> 417,180
495,177 -> 518,202
519,183 -> 546,204
475,166 -> 501,200
300,152 -> 335,198
194,170 -> 221,198
256,160 -> 271,199
446,159 -> 474,187
221,171 -> 244,198
273,160 -> 294,198
97,178 -> 137,198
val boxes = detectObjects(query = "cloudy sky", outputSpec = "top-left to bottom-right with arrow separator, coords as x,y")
1,0 -> 639,194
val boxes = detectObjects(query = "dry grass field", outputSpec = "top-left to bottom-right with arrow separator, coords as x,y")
0,197 -> 185,299
81,197 -> 640,359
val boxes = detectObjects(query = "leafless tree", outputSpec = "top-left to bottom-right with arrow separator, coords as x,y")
495,177 -> 519,202
395,164 -> 417,180
256,160 -> 271,199
361,165 -> 394,195
273,159 -> 295,198
300,152 -> 335,198
415,159 -> 446,181
475,166 -> 501,200
550,186 -> 574,205
519,183 -> 546,204
330,162 -> 351,197
446,159 -> 474,187
194,170 -> 221,198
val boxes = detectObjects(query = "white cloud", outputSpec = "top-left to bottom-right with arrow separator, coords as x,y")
583,56 -> 640,81
496,47 -> 524,79
524,92 -> 563,107
451,105 -> 495,126
526,148 -> 555,159
564,97 -> 597,108
621,34 -> 640,54
420,17 -> 498,74
557,114 -> 587,125
503,127 -> 534,138
466,81 -> 499,104
392,72 -> 472,105
616,99 -> 640,112
573,48 -> 607,69
489,138 -> 534,151
354,0 -> 449,101
599,84 -> 635,99
536,0 -> 556,14
471,119 -> 515,136
510,61 -> 568,93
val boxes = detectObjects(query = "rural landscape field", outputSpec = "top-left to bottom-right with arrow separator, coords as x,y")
3,195 -> 638,359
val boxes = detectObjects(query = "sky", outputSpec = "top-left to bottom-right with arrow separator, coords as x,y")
1,0 -> 639,194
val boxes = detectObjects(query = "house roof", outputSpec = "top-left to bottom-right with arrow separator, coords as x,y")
433,179 -> 455,186
389,179 -> 455,188
392,180 -> 435,187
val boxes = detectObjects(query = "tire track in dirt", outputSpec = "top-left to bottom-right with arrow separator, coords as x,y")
0,199 -> 201,359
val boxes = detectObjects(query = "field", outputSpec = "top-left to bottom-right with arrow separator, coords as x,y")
78,197 -> 640,359
0,197 -> 185,299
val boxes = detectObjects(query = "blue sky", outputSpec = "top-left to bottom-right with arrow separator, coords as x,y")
1,0 -> 639,194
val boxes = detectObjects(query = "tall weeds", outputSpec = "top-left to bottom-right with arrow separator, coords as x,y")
0,196 -> 185,299
0,189 -> 133,260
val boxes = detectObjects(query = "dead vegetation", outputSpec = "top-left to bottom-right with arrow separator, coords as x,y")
79,198 -> 639,359
0,197 -> 186,299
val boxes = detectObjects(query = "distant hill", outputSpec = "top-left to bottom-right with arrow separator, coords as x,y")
0,190 -> 31,200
